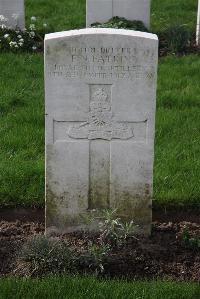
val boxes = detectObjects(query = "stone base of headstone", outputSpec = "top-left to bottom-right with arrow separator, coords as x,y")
46,208 -> 152,236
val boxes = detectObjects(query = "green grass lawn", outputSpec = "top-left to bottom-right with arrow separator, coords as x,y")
25,0 -> 198,32
151,0 -> 197,32
0,53 -> 199,208
154,55 -> 200,207
0,54 -> 44,207
0,277 -> 200,299
0,0 -> 199,208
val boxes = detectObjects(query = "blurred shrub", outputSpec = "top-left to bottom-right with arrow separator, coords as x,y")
160,24 -> 192,55
91,16 -> 148,32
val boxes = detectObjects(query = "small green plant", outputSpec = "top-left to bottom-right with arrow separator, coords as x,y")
91,17 -> 194,56
182,228 -> 200,250
91,16 -> 148,32
99,209 -> 138,247
75,209 -> 138,274
78,242 -> 110,275
16,235 -> 76,277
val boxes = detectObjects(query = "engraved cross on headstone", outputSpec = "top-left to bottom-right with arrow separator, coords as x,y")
65,84 -> 145,209
68,84 -> 134,141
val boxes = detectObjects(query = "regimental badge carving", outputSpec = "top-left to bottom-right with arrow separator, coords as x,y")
68,85 -> 134,141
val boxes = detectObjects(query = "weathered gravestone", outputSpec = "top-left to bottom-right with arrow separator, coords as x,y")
45,28 -> 158,235
197,0 -> 200,45
0,0 -> 25,29
86,0 -> 151,29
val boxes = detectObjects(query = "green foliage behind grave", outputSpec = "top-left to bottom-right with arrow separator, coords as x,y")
91,17 -> 149,32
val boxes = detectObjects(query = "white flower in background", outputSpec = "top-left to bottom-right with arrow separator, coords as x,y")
0,15 -> 8,22
12,14 -> 19,20
29,24 -> 36,31
32,46 -> 37,51
9,41 -> 17,48
43,23 -> 47,27
19,38 -> 24,43
31,16 -> 37,22
0,24 -> 7,29
4,34 -> 9,39
19,42 -> 23,47
29,31 -> 35,38
17,35 -> 22,39
14,44 -> 19,48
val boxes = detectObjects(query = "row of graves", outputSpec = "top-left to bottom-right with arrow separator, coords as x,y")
1,0 -> 200,44
0,1 -> 198,235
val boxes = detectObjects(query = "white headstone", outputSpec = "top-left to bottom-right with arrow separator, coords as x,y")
86,0 -> 151,29
45,28 -> 158,235
197,0 -> 200,45
0,0 -> 25,29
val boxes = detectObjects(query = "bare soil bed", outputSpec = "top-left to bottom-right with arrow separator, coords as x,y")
0,209 -> 199,281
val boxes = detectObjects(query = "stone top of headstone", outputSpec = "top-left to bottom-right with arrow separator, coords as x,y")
0,0 -> 25,30
45,28 -> 158,235
45,27 -> 156,41
86,0 -> 151,28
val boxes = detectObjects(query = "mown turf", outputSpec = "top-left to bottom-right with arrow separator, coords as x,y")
25,0 -> 198,32
0,53 -> 199,208
26,0 -> 86,32
0,276 -> 200,299
151,0 -> 197,32
0,0 -> 199,208
154,54 -> 200,207
0,53 -> 44,207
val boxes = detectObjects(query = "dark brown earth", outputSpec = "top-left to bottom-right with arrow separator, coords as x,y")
0,209 -> 199,281
1,207 -> 200,224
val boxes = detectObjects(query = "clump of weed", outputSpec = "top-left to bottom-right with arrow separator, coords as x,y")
182,228 -> 200,250
77,210 -> 138,275
77,242 -> 110,275
15,236 -> 76,277
15,235 -> 110,277
15,210 -> 139,277
159,24 -> 192,55
98,209 -> 138,248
